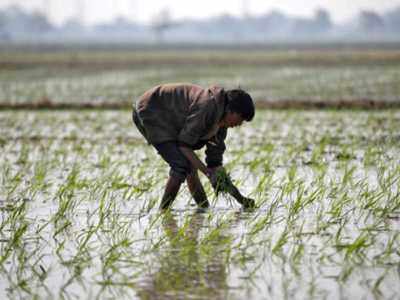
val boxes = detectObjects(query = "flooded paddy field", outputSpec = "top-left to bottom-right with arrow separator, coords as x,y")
1,47 -> 400,107
1,109 -> 399,299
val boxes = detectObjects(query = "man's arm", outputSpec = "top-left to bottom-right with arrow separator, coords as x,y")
179,144 -> 255,209
209,166 -> 255,209
177,100 -> 218,181
205,128 -> 227,169
178,145 -> 209,176
205,129 -> 255,208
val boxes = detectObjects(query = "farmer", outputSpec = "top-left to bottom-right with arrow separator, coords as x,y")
132,83 -> 255,210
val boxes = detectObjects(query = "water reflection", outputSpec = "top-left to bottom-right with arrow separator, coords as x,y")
136,211 -> 231,299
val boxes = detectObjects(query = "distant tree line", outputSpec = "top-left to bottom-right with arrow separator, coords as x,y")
0,6 -> 52,40
0,5 -> 399,43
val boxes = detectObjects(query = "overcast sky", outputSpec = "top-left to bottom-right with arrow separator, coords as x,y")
1,0 -> 399,25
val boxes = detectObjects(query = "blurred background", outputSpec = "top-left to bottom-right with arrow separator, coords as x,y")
0,0 -> 400,108
0,0 -> 400,43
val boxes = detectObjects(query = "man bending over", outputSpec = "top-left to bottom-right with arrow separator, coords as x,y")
133,83 -> 255,210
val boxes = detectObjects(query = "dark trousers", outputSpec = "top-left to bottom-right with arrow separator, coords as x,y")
133,109 -> 207,182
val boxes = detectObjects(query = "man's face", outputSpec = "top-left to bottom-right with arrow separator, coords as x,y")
224,112 -> 244,128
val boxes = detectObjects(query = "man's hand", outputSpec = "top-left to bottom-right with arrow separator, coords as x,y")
241,197 -> 256,210
206,166 -> 223,188
207,166 -> 232,195
207,167 -> 257,210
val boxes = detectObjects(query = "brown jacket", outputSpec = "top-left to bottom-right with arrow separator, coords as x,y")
134,83 -> 228,167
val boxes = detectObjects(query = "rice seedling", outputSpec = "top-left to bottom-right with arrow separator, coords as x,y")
1,107 -> 400,299
214,168 -> 233,196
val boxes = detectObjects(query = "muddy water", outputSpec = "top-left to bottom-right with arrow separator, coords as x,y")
1,110 -> 399,299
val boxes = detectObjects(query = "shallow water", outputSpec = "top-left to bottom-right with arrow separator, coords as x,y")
1,110 -> 399,299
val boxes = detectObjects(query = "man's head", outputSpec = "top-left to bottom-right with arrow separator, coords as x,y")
221,89 -> 255,128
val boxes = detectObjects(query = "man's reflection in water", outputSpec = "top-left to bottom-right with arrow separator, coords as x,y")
136,211 -> 231,299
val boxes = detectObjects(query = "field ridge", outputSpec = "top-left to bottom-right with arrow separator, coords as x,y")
1,98 -> 400,110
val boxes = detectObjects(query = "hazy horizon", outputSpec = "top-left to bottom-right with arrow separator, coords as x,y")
0,0 -> 399,26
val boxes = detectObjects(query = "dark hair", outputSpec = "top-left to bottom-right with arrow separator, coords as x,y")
225,89 -> 255,121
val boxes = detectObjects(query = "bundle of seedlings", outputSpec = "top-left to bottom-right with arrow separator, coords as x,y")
213,168 -> 256,209
214,168 -> 234,196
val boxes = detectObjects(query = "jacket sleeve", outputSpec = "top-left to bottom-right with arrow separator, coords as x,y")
178,101 -> 216,147
205,127 -> 227,168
